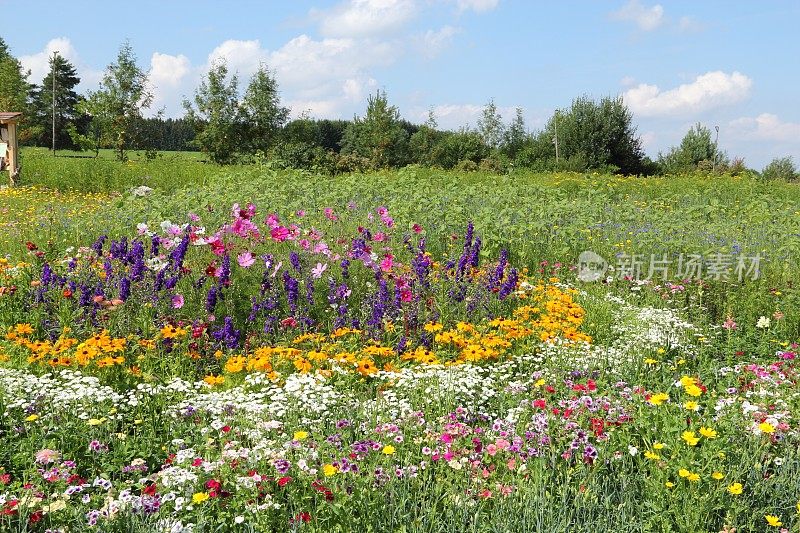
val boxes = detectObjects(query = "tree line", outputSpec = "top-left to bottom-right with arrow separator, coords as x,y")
1,38 -> 796,179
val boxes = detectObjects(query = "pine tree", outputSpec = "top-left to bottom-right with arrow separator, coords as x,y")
29,53 -> 83,150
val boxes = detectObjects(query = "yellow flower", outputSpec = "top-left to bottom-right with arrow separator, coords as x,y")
727,483 -> 743,495
647,392 -> 669,406
684,401 -> 699,411
25,414 -> 39,422
681,431 -> 699,446
203,374 -> 224,386
759,422 -> 776,434
665,481 -> 674,488
87,418 -> 105,426
652,442 -> 665,450
765,515 -> 782,527
684,384 -> 703,397
382,445 -> 396,455
711,472 -> 724,480
293,431 -> 309,441
192,492 -> 210,504
323,464 -> 338,477
644,358 -> 658,365
678,468 -> 691,478
699,427 -> 717,439
644,450 -> 660,460
687,473 -> 700,482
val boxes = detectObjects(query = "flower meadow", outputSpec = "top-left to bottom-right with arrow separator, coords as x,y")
2,177 -> 800,532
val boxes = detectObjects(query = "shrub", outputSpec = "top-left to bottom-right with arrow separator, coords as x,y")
761,156 -> 798,181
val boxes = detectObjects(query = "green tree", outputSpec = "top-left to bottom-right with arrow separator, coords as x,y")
761,156 -> 798,181
29,53 -> 83,150
658,123 -> 726,173
0,37 -> 29,112
341,90 -> 410,168
242,65 -> 290,155
534,95 -> 645,174
477,99 -> 504,150
501,107 -> 529,160
75,41 -> 153,161
0,37 -> 33,142
409,108 -> 442,166
184,60 -> 244,164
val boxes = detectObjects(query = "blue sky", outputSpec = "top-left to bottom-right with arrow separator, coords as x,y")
3,0 -> 799,167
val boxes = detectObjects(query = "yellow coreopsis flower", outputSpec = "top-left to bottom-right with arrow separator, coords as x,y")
759,422 -> 776,434
382,445 -> 396,455
727,483 -> 743,495
711,472 -> 724,480
323,464 -> 338,477
644,450 -> 660,460
652,442 -> 665,450
764,515 -> 782,527
684,401 -> 699,411
678,468 -> 691,478
192,492 -> 210,504
687,473 -> 700,482
293,431 -> 309,441
647,392 -> 669,406
681,431 -> 699,446
699,427 -> 717,439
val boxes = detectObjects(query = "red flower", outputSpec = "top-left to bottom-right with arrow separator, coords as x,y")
278,476 -> 292,487
291,512 -> 311,523
28,510 -> 43,524
221,425 -> 231,433
281,317 -> 298,328
206,479 -> 221,491
0,474 -> 10,485
192,458 -> 203,467
532,399 -> 546,410
143,483 -> 158,496
25,241 -> 37,251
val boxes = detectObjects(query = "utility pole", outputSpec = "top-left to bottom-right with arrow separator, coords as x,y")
52,50 -> 58,155
712,125 -> 719,172
553,112 -> 559,163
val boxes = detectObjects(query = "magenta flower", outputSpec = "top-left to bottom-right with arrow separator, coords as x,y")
722,317 -> 737,330
237,251 -> 255,268
265,213 -> 280,229
380,255 -> 394,272
172,294 -> 185,309
271,227 -> 290,242
324,208 -> 338,221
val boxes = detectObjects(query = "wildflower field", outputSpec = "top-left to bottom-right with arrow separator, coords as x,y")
2,160 -> 800,532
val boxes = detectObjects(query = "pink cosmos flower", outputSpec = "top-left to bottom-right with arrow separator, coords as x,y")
298,239 -> 310,250
188,213 -> 200,222
324,208 -> 338,221
373,232 -> 388,242
412,223 -> 423,233
271,227 -> 290,242
172,294 -> 185,309
237,251 -> 255,268
35,449 -> 61,464
295,210 -> 306,217
311,262 -> 328,279
400,288 -> 412,303
486,444 -> 498,456
380,255 -> 394,272
265,214 -> 280,229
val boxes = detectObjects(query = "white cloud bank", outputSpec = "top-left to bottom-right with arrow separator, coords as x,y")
623,71 -> 752,117
729,113 -> 800,142
19,37 -> 102,90
612,0 -> 664,31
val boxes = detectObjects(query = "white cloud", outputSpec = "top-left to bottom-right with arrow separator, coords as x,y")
612,0 -> 665,31
414,103 -> 521,131
314,0 -> 417,38
149,52 -> 192,113
416,26 -> 460,59
453,0 -> 499,13
623,71 -> 752,117
207,39 -> 270,79
19,37 -> 102,90
729,113 -> 800,142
